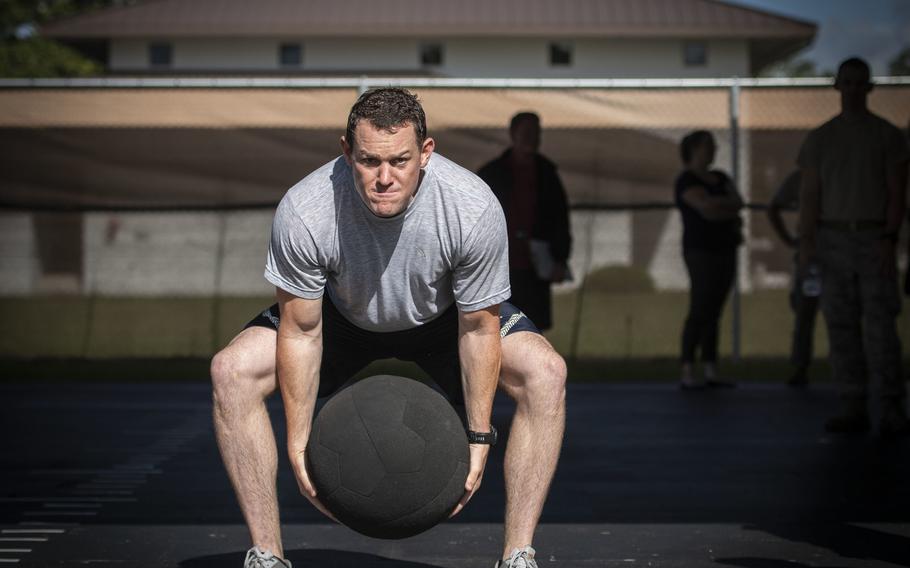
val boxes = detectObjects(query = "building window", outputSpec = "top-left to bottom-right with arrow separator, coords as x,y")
549,42 -> 573,66
279,43 -> 302,67
683,42 -> 708,67
420,43 -> 444,66
148,42 -> 172,67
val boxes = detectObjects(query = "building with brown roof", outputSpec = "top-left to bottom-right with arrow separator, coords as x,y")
41,0 -> 816,78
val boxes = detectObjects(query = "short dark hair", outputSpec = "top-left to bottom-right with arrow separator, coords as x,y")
835,57 -> 871,84
510,111 -> 540,133
345,88 -> 427,148
680,130 -> 714,164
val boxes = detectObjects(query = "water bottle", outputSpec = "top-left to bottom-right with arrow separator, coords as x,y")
801,262 -> 821,297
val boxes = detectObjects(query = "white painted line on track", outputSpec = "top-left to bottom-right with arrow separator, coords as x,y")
0,550 -> 30,553
0,559 -> 21,563
29,469 -> 161,475
3,529 -> 66,534
0,497 -> 135,503
23,511 -> 98,517
43,503 -> 103,508
67,490 -> 133,495
75,483 -> 136,491
77,482 -> 141,487
0,539 -> 47,542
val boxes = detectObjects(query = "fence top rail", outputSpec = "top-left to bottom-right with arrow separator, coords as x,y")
1,76 -> 908,90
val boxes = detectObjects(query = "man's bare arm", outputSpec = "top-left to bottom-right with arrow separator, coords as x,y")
884,159 -> 908,237
451,305 -> 501,516
880,159 -> 908,277
459,305 -> 501,431
275,288 -> 329,512
767,202 -> 797,248
797,166 -> 821,271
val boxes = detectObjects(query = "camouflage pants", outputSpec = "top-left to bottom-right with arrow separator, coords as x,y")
818,228 -> 904,401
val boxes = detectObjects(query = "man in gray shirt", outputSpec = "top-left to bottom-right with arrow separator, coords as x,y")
211,88 -> 567,568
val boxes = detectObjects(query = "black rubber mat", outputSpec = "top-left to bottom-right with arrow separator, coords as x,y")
2,380 -> 908,567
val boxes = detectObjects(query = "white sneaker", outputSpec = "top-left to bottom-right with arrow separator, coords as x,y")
244,547 -> 292,568
495,546 -> 537,568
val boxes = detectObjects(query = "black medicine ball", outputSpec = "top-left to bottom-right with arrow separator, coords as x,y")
305,375 -> 470,539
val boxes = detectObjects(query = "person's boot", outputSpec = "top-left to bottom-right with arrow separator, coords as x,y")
824,398 -> 870,434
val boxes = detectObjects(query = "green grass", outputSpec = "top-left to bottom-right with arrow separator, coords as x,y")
1,291 -> 907,382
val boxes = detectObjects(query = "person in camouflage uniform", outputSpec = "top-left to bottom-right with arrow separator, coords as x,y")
798,58 -> 910,437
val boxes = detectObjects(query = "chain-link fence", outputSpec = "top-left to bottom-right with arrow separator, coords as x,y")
1,78 -> 908,359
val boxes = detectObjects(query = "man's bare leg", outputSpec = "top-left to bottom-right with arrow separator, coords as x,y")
498,331 -> 567,559
211,327 -> 284,557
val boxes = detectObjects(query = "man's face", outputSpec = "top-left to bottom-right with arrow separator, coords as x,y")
342,121 -> 435,218
694,136 -> 716,166
835,65 -> 872,111
511,118 -> 541,156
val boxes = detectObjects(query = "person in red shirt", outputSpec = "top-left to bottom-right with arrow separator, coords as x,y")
478,112 -> 572,331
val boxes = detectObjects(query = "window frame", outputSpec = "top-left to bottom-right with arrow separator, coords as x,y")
683,41 -> 708,67
419,42 -> 444,67
548,41 -> 574,67
148,41 -> 173,68
279,42 -> 303,68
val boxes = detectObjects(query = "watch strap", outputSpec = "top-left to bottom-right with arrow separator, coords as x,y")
467,425 -> 497,445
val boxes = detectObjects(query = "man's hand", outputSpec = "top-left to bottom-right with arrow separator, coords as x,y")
289,447 -> 338,522
450,443 -> 491,517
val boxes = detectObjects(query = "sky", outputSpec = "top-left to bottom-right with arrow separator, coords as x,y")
727,0 -> 910,75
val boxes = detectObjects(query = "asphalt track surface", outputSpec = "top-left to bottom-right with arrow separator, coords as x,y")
2,380 -> 909,567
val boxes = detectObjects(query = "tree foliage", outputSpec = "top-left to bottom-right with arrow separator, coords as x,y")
0,0 -> 134,77
889,47 -> 910,77
759,57 -> 832,79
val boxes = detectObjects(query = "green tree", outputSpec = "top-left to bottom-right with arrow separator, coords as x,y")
759,57 -> 832,78
0,1 -> 134,77
889,47 -> 910,76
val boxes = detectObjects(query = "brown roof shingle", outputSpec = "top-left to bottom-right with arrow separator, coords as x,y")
41,0 -> 815,39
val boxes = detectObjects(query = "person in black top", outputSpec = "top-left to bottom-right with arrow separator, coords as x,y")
674,130 -> 744,389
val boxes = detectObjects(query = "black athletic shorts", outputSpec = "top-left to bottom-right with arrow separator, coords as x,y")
244,297 -> 540,403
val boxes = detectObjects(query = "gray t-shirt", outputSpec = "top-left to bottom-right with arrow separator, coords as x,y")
797,112 -> 910,222
265,153 -> 511,332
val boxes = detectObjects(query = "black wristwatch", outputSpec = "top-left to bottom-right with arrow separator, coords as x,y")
467,425 -> 498,446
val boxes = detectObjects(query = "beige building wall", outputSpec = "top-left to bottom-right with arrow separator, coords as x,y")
109,37 -> 750,78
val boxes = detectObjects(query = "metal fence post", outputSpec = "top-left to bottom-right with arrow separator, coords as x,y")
729,77 -> 742,362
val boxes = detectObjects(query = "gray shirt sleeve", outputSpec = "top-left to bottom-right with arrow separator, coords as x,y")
453,199 -> 511,312
264,197 -> 326,299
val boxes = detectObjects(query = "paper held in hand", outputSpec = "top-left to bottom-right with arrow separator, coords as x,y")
529,239 -> 573,282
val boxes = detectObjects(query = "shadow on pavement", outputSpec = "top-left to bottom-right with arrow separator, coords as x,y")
715,558 -> 851,568
741,522 -> 910,568
180,548 -> 446,568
